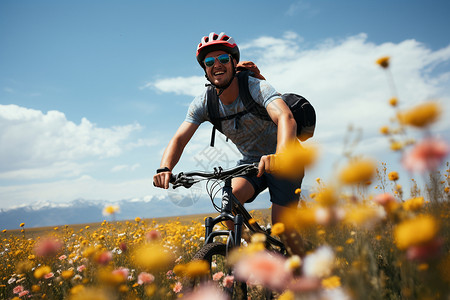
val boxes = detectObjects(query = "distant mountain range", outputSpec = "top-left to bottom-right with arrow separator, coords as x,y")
0,192 -> 273,230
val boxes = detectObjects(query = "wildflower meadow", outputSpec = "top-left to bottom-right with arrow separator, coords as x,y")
1,57 -> 449,299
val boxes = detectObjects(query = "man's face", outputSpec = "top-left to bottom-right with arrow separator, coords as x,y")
204,50 -> 235,88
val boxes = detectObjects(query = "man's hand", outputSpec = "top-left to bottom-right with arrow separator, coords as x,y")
153,171 -> 172,189
257,154 -> 276,177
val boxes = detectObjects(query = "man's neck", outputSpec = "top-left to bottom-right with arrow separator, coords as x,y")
217,78 -> 239,105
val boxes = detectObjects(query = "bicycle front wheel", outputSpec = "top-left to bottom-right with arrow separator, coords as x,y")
191,242 -> 247,300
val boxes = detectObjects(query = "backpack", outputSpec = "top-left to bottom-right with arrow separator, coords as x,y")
207,62 -> 316,147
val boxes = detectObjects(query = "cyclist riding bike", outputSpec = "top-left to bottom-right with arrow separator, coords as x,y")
153,32 -> 307,256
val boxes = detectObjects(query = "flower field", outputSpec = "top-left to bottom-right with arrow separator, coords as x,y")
1,57 -> 449,299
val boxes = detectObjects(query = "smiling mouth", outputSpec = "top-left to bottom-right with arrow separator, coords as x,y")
214,71 -> 225,76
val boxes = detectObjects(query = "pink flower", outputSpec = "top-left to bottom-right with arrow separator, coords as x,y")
95,251 -> 112,265
145,230 -> 161,241
59,255 -> 67,260
373,193 -> 396,206
13,285 -> 24,294
34,237 -> 63,257
233,250 -> 292,292
182,284 -> 227,300
137,272 -> 155,285
223,275 -> 234,289
18,290 -> 29,297
44,272 -> 54,279
402,138 -> 449,173
173,281 -> 183,293
77,265 -> 86,272
406,238 -> 443,261
112,267 -> 129,280
166,270 -> 175,279
212,271 -> 224,281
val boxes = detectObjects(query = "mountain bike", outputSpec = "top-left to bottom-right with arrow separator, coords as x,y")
170,163 -> 286,299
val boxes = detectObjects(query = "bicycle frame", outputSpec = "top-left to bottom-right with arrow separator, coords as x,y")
202,177 -> 286,255
204,177 -> 244,252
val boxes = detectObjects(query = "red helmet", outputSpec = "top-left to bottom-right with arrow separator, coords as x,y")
196,32 -> 240,68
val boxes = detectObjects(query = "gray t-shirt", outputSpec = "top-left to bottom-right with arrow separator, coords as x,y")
185,77 -> 281,163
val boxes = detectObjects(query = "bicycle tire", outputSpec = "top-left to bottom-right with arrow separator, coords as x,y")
191,242 -> 247,300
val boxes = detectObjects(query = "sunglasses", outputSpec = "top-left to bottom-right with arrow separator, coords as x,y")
204,54 -> 231,67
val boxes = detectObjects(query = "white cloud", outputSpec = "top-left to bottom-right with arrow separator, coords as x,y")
142,76 -> 207,97
111,163 -> 141,173
0,105 -> 143,179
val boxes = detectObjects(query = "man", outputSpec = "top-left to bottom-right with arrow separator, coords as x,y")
153,32 -> 306,255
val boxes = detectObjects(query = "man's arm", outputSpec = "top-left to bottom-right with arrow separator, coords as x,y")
153,121 -> 199,189
257,98 -> 297,176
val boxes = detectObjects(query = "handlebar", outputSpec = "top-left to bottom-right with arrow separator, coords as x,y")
170,163 -> 259,189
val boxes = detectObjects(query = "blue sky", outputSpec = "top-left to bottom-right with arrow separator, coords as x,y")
1,0 -> 450,212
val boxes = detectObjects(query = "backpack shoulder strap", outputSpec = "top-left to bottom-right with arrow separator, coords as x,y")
206,85 -> 222,147
237,71 -> 272,121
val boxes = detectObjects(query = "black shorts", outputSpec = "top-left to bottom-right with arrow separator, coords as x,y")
237,171 -> 303,207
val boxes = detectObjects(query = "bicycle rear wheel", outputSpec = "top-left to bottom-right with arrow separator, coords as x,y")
191,242 -> 247,300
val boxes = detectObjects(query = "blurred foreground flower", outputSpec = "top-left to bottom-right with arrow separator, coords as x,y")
394,215 -> 439,250
182,283 -> 228,300
339,158 -> 376,185
270,141 -> 317,178
233,250 -> 292,291
34,237 -> 63,258
131,243 -> 174,272
103,205 -> 120,216
302,246 -> 335,278
397,102 -> 441,128
402,138 -> 449,172
373,193 -> 399,213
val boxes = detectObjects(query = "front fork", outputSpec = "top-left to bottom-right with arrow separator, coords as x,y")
204,178 -> 243,248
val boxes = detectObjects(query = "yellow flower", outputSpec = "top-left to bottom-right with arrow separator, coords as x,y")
445,187 -> 450,193
135,217 -> 141,222
183,260 -> 210,278
390,141 -> 403,151
278,291 -> 295,300
388,171 -> 399,181
285,255 -> 302,271
402,197 -> 424,211
103,205 -> 120,216
397,102 -> 441,128
376,56 -> 390,68
248,218 -> 256,225
314,187 -> 338,207
394,215 -> 439,250
62,270 -> 74,280
271,223 -> 285,236
131,243 -> 174,272
380,126 -> 389,135
322,275 -> 341,289
271,141 -> 317,178
295,188 -> 302,194
339,158 -> 376,185
34,265 -> 52,279
68,286 -> 111,300
345,238 -> 355,244
19,223 -> 25,227
389,97 -> 398,107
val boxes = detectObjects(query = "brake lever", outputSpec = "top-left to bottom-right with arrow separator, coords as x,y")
171,173 -> 196,189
